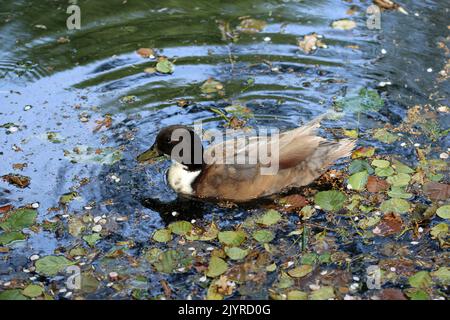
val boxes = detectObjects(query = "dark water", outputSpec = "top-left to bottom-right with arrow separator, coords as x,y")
0,0 -> 449,299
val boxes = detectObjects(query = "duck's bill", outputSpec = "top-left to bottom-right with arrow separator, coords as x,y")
136,145 -> 162,163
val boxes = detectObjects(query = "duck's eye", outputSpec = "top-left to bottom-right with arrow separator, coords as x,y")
166,137 -> 172,143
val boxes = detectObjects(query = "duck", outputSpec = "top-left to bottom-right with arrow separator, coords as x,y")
137,114 -> 355,202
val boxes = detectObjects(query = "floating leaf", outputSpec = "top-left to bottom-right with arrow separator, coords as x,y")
404,289 -> 429,300
237,18 -> 266,33
348,160 -> 373,174
0,231 -> 26,245
287,290 -> 308,300
387,173 -> 411,187
431,267 -> 450,285
207,256 -> 228,277
0,208 -> 37,232
348,171 -> 368,190
314,190 -> 346,211
430,223 -> 448,240
0,289 -> 28,300
375,167 -> 394,177
199,222 -> 219,241
154,250 -> 179,274
252,230 -> 274,243
224,247 -> 249,260
1,174 -> 30,188
337,88 -> 384,113
22,284 -> 43,298
343,129 -> 358,139
152,229 -> 172,243
436,205 -> 450,219
373,213 -> 403,236
392,160 -> 414,174
309,286 -> 335,300
358,215 -> 381,229
408,271 -> 432,289
200,78 -> 224,94
380,198 -> 410,214
257,209 -> 282,226
423,182 -> 450,201
351,146 -> 375,159
331,19 -> 356,30
136,48 -> 155,58
218,230 -> 246,246
83,233 -> 101,247
298,33 -> 326,54
387,186 -> 412,199
156,57 -> 175,74
373,129 -> 399,144
288,265 -> 313,278
35,256 -> 74,276
367,176 -> 390,192
371,159 -> 390,168
168,221 -> 192,236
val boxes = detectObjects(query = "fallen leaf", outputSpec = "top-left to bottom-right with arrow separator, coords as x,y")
367,176 -> 390,192
331,19 -> 356,30
298,33 -> 326,54
373,212 -> 403,236
352,146 -> 375,159
2,174 -> 30,188
423,182 -> 450,201
136,48 -> 155,58
379,288 -> 407,300
237,18 -> 266,33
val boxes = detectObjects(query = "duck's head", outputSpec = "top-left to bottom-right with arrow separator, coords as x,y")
137,125 -> 203,171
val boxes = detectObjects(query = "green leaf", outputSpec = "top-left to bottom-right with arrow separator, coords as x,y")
200,79 -> 224,94
0,208 -> 37,232
309,286 -> 335,300
152,229 -> 172,243
224,247 -> 249,260
348,160 -> 373,174
375,167 -> 394,177
156,58 -> 175,74
392,160 -> 415,174
336,88 -> 384,113
430,223 -> 448,239
331,19 -> 356,30
22,284 -> 43,298
373,129 -> 399,144
431,267 -> 450,285
404,288 -> 429,300
387,186 -> 413,199
35,256 -> 74,276
81,273 -> 100,293
371,159 -> 390,168
168,221 -> 192,236
301,253 -> 317,265
387,173 -> 411,187
408,271 -> 432,289
287,290 -> 308,300
348,171 -> 369,191
206,256 -> 228,277
0,231 -> 26,245
199,222 -> 219,241
218,230 -> 246,246
380,198 -> 411,214
59,192 -> 78,205
436,205 -> 450,219
287,265 -> 313,278
277,272 -> 294,289
153,250 -> 179,273
83,233 -> 101,247
257,209 -> 282,226
0,289 -> 28,300
252,230 -> 274,243
314,190 -> 346,211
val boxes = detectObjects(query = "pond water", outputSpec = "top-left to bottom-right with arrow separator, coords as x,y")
0,0 -> 449,300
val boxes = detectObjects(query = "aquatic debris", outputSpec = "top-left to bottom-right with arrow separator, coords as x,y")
64,146 -> 123,165
331,19 -> 357,30
237,18 -> 267,33
93,114 -> 113,133
200,78 -> 224,94
373,213 -> 403,236
335,88 -> 384,113
136,48 -> 155,58
298,33 -> 326,54
423,182 -> 450,201
2,173 -> 31,188
156,56 -> 175,74
373,0 -> 408,15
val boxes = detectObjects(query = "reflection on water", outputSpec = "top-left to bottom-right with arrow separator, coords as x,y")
0,0 -> 448,299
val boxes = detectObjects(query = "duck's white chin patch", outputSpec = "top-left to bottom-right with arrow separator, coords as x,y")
167,161 -> 201,195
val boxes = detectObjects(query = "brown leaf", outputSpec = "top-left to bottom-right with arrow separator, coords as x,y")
93,115 -> 113,133
136,48 -> 155,58
367,176 -> 390,192
0,204 -> 13,214
379,288 -> 407,300
352,146 -> 375,159
373,213 -> 403,236
160,280 -> 172,299
373,0 -> 399,10
12,163 -> 28,171
423,182 -> 450,201
279,194 -> 308,211
2,174 -> 31,188
298,33 -> 326,54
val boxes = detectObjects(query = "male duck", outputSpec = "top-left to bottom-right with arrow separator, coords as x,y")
137,115 -> 355,202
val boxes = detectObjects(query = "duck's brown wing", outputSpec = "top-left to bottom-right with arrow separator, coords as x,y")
195,114 -> 355,202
